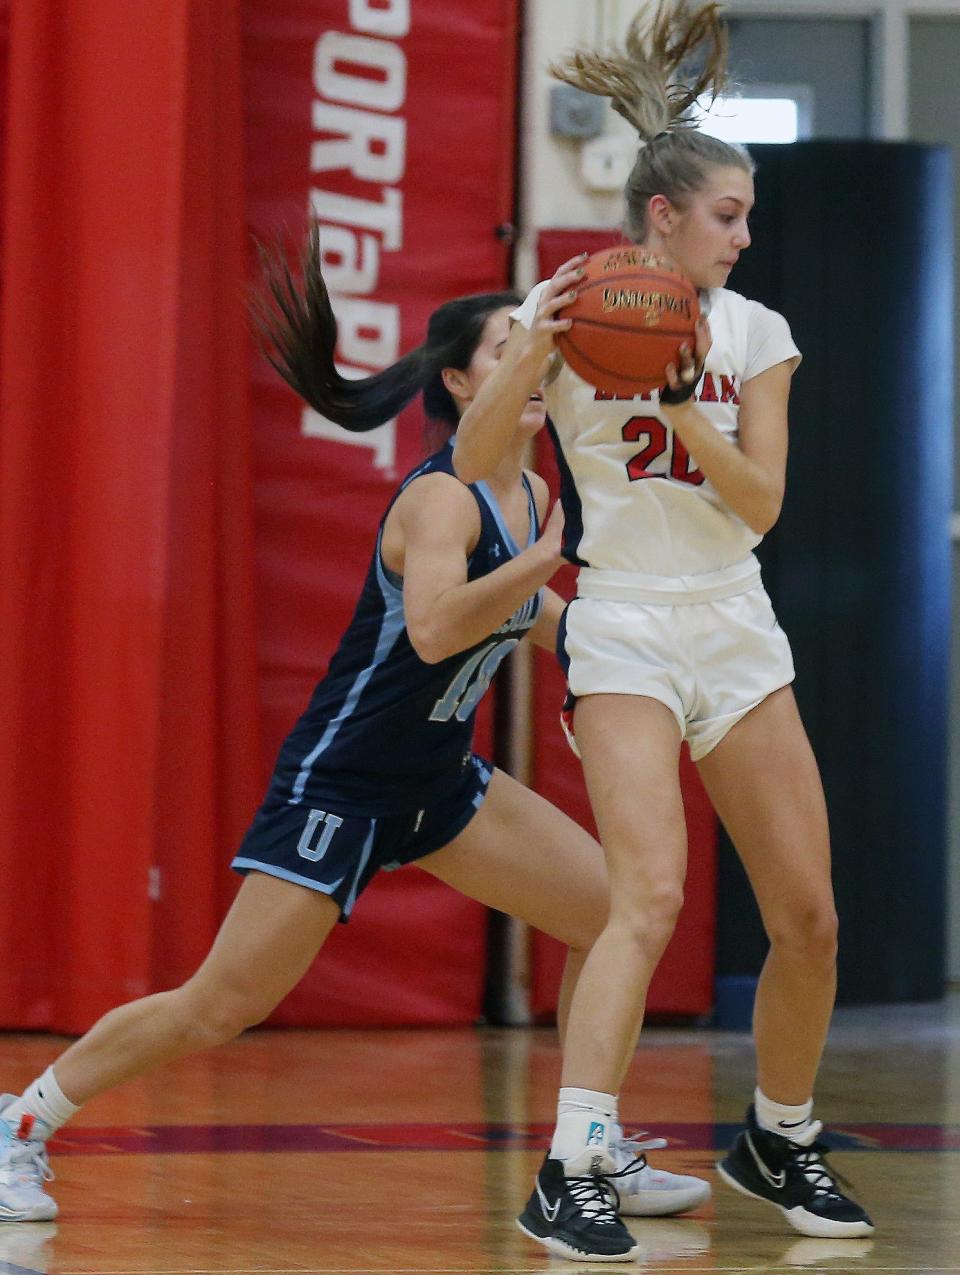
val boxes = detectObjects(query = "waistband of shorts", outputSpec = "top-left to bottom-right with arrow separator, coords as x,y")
577,558 -> 762,605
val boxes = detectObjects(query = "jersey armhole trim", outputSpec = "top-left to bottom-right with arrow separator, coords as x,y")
742,352 -> 802,384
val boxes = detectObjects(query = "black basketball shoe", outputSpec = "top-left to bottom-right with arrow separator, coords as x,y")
717,1105 -> 875,1238
517,1155 -> 639,1261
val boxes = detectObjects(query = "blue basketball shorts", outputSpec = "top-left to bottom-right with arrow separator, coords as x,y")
231,753 -> 493,920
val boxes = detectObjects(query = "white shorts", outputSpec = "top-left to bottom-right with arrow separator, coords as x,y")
560,562 -> 795,762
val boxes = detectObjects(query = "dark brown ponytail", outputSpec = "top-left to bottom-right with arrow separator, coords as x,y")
252,225 -> 522,432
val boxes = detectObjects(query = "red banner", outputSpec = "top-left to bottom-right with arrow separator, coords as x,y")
242,0 -> 520,1024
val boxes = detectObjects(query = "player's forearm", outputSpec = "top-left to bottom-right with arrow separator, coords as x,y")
524,587 -> 565,653
663,402 -> 783,534
452,340 -> 547,484
410,543 -> 561,664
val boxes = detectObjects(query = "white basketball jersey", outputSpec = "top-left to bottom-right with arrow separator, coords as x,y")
512,285 -> 801,578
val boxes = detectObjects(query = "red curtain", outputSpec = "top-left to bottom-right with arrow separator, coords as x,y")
0,0 -> 523,1033
0,0 -> 261,1032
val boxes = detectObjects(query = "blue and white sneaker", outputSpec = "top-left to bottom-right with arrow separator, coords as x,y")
0,1097 -> 57,1221
610,1127 -> 711,1216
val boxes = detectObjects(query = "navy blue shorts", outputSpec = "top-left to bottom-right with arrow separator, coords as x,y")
231,754 -> 493,920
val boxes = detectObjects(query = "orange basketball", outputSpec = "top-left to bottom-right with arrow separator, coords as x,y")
556,247 -> 700,396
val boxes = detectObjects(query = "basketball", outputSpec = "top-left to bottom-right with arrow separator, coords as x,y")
556,246 -> 700,396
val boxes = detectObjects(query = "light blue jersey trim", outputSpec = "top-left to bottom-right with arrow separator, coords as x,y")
289,538 -> 405,805
474,475 -> 538,554
230,858 -> 346,896
472,759 -> 494,808
343,821 -> 377,917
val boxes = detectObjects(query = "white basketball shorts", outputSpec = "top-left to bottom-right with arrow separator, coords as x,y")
560,560 -> 796,762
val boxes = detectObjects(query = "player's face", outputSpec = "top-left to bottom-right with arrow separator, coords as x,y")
664,165 -> 754,289
459,308 -> 548,435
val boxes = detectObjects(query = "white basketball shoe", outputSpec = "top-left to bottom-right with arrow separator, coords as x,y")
0,1221 -> 58,1270
609,1126 -> 711,1217
0,1096 -> 58,1221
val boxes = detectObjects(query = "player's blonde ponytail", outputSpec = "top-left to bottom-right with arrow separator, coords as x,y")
550,1 -> 728,139
550,1 -> 752,240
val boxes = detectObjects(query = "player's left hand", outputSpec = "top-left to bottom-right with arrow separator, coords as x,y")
661,316 -> 712,406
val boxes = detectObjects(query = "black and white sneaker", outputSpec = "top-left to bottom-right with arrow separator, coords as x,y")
517,1155 -> 639,1262
717,1105 -> 875,1238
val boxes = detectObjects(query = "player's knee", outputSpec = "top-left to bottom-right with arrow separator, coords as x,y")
641,880 -> 685,933
612,882 -> 684,956
768,899 -> 838,965
176,979 -> 276,1047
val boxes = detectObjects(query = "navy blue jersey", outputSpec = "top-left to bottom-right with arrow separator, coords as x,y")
266,442 -> 543,816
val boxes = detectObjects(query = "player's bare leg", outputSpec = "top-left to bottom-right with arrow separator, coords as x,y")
55,873 -> 341,1105
420,775 -> 593,1044
424,755 -> 709,1235
696,686 -> 836,1104
0,873 -> 339,1221
555,948 -> 584,1050
698,685 -> 873,1237
420,768 -> 607,962
558,694 -> 687,1097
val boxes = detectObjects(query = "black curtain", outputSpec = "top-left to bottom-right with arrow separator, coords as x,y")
716,141 -> 952,1003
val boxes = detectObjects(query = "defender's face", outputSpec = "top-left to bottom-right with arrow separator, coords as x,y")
667,165 -> 754,290
460,308 -> 548,436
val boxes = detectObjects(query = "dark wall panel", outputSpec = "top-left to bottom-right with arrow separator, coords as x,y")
717,142 -> 952,1003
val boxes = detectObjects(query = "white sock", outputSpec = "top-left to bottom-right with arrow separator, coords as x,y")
550,1087 -> 618,1166
754,1086 -> 814,1140
2,1067 -> 81,1140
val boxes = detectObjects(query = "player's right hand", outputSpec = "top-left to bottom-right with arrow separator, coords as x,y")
530,254 -> 588,347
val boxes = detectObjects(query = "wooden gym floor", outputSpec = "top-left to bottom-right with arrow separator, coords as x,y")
0,992 -> 957,1274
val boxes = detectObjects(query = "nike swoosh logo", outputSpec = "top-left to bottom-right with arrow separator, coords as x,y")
777,1119 -> 807,1129
535,1180 -> 561,1223
746,1132 -> 786,1190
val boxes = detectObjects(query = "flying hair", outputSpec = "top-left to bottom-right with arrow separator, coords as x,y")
550,2 -> 751,241
549,1 -> 729,140
251,224 -> 522,434
251,223 -> 424,432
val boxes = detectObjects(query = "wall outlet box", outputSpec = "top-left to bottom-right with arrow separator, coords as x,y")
549,84 -> 606,139
580,134 -> 636,191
